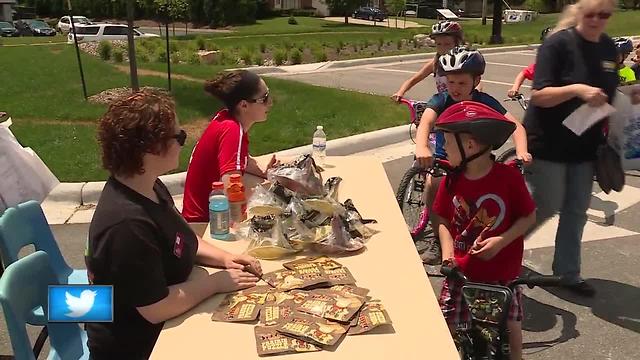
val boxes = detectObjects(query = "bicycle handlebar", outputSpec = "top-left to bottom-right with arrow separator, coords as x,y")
503,93 -> 526,102
398,97 -> 419,124
441,264 -> 563,290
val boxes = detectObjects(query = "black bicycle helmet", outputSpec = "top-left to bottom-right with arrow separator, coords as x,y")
613,37 -> 633,55
435,101 -> 516,150
430,20 -> 463,39
438,46 -> 486,76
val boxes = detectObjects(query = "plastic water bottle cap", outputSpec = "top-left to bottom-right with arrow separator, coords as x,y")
317,126 -> 323,130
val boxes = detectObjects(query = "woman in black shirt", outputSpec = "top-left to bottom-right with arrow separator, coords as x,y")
523,0 -> 619,297
86,90 -> 262,359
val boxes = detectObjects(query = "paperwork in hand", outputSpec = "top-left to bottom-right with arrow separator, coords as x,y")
563,102 -> 617,136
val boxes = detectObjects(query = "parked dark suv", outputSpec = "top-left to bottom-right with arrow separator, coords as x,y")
14,19 -> 56,36
352,7 -> 387,21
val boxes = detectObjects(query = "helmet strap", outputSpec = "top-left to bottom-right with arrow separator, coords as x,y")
452,133 -> 491,172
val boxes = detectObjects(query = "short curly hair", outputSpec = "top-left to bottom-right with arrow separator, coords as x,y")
98,90 -> 177,177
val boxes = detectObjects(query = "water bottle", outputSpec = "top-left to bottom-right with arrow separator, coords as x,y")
227,174 -> 247,224
312,125 -> 326,166
209,182 -> 230,240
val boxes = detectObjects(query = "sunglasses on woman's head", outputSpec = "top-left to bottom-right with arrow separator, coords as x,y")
247,90 -> 271,104
584,11 -> 612,19
173,129 -> 187,146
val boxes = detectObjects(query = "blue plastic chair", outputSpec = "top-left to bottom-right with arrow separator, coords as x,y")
0,251 -> 89,360
0,200 -> 88,324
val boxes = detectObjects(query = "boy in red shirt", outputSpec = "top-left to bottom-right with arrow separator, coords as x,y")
432,101 -> 537,360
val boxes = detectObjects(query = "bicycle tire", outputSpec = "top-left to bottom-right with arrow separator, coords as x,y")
495,147 -> 517,163
396,166 -> 430,239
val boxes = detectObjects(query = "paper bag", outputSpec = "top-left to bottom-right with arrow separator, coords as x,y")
608,91 -> 640,170
0,118 -> 59,212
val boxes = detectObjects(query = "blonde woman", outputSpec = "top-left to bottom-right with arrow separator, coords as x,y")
523,0 -> 618,297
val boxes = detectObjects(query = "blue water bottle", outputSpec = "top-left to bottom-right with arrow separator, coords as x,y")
209,182 -> 230,240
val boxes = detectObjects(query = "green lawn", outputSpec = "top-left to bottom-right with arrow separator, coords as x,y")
1,44 -> 406,182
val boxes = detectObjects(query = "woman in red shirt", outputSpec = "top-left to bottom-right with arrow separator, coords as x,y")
182,70 -> 277,222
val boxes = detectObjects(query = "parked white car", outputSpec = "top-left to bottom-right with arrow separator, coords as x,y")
56,16 -> 92,33
67,23 -> 160,44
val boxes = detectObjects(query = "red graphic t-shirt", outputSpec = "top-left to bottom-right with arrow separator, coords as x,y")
522,63 -> 536,81
182,109 -> 249,222
433,163 -> 536,282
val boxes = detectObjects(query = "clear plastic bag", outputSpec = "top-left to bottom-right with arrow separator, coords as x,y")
267,154 -> 324,197
242,215 -> 299,260
247,184 -> 286,217
312,215 -> 366,255
324,177 -> 342,200
343,199 -> 378,239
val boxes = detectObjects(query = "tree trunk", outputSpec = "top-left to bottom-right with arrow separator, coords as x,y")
126,0 -> 139,91
344,14 -> 348,24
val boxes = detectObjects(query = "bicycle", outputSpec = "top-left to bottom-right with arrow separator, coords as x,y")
440,263 -> 563,360
395,97 -> 525,242
395,97 -> 440,241
496,93 -> 530,164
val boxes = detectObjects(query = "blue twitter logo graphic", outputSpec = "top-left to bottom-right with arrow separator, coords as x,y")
48,285 -> 113,322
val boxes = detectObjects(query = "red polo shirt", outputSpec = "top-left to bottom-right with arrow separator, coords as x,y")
522,63 -> 536,81
182,109 -> 249,222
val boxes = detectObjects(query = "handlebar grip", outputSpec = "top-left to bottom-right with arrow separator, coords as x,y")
440,265 -> 468,283
518,275 -> 564,289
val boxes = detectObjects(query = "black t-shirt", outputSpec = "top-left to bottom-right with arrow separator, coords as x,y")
632,63 -> 640,80
85,177 -> 198,359
524,28 -> 619,162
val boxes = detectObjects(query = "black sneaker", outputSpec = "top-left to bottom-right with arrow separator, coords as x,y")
563,280 -> 596,297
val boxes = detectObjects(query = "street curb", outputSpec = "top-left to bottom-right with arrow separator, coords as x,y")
45,124 -> 411,205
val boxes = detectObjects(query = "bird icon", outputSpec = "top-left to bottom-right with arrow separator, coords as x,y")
65,290 -> 97,318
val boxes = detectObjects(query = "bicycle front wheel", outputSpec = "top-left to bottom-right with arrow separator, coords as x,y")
396,166 -> 430,239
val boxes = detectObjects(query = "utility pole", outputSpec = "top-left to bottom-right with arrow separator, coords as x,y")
490,0 -> 504,44
126,0 -> 139,91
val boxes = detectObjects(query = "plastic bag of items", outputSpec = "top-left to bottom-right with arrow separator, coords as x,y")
246,184 -> 287,217
242,215 -> 299,260
267,154 -> 324,197
311,215 -> 367,255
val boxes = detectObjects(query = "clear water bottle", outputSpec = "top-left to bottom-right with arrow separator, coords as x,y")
209,182 -> 230,240
312,125 -> 326,166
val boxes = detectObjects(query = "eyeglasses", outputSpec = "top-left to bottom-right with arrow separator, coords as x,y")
247,90 -> 271,104
173,129 -> 187,146
584,11 -> 612,20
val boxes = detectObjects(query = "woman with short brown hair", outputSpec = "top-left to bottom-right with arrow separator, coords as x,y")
87,90 -> 262,359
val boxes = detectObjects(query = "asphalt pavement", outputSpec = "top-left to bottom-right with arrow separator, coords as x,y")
2,47 -> 639,359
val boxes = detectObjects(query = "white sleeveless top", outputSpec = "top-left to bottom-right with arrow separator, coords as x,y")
435,72 -> 448,93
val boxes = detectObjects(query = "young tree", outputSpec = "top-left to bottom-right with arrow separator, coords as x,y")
323,0 -> 367,24
388,0 -> 405,28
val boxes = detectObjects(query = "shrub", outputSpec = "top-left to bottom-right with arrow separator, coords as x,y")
195,36 -> 206,50
288,15 -> 298,25
241,49 -> 254,65
260,43 -> 267,53
290,49 -> 302,64
169,40 -> 179,53
140,38 -> 158,52
206,40 -> 219,51
137,48 -> 150,63
283,39 -> 292,51
378,37 -> 384,47
313,49 -> 327,62
274,50 -> 287,65
338,40 -> 344,49
156,50 -> 167,63
98,40 -> 112,61
171,52 -> 181,64
396,39 -> 402,50
113,48 -> 124,63
188,52 -> 201,64
364,39 -> 371,48
254,53 -> 263,66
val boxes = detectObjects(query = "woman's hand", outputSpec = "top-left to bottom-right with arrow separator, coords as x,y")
223,254 -> 262,276
415,144 -> 434,169
266,154 -> 280,170
576,84 -> 608,107
211,269 -> 259,293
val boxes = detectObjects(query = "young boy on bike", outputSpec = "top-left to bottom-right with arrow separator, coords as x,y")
415,46 -> 530,264
432,101 -> 537,360
614,37 -> 636,84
